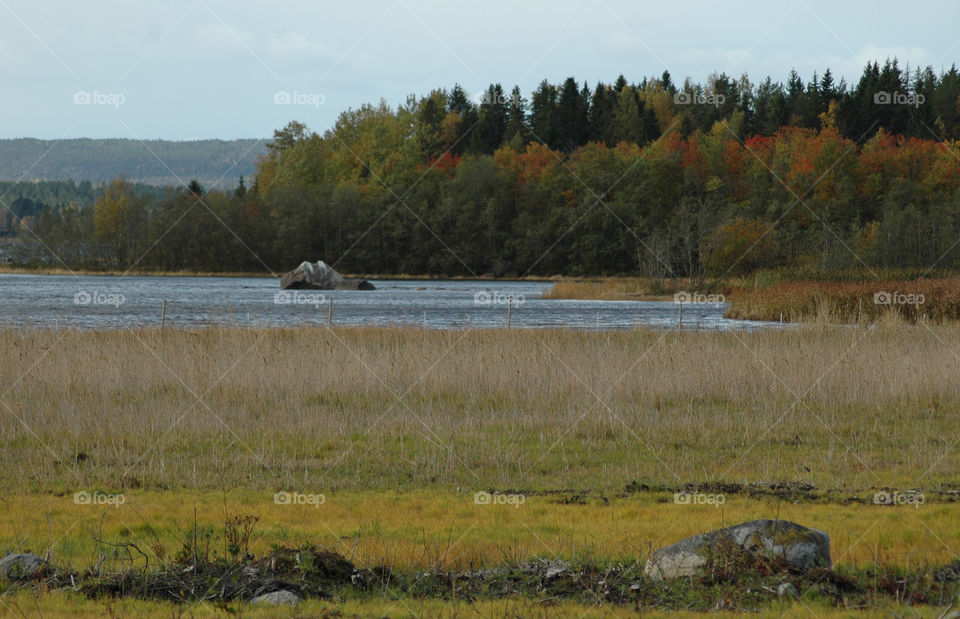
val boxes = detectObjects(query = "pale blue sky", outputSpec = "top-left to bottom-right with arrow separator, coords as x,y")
2,0 -> 958,140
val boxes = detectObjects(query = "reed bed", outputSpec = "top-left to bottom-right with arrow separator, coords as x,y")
543,278 -> 724,300
1,324 -> 958,494
725,279 -> 960,323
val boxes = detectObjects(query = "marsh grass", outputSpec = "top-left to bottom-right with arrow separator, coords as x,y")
2,325 -> 959,494
543,277 -> 722,300
546,275 -> 960,325
725,279 -> 960,324
4,324 -> 960,611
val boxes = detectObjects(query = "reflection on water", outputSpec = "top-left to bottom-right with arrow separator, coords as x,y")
0,274 -> 782,331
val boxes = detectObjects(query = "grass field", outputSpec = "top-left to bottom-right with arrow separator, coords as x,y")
3,325 -> 959,493
2,325 -> 960,613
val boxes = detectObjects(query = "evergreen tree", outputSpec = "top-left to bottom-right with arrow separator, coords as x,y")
529,80 -> 559,147
504,85 -> 528,144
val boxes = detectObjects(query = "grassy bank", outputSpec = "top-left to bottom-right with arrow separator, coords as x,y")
3,325 -> 960,612
545,272 -> 960,325
5,490 -> 960,573
543,277 -> 718,301
0,265 -> 556,281
3,489 -> 960,614
725,279 -> 960,323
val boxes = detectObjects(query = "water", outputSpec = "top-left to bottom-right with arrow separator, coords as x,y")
0,274 -> 781,331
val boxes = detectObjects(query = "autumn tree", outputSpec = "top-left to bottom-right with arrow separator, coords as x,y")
93,177 -> 149,268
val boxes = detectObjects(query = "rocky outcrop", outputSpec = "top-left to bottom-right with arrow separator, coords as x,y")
644,519 -> 830,580
280,260 -> 374,290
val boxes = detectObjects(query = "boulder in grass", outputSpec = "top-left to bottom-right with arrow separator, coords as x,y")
0,553 -> 47,579
643,519 -> 830,580
251,589 -> 301,606
280,260 -> 374,290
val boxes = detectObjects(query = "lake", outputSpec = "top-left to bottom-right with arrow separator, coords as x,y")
0,274 -> 782,330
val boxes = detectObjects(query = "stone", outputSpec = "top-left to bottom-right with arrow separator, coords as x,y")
776,582 -> 800,598
251,589 -> 302,606
280,260 -> 374,291
643,519 -> 830,580
0,553 -> 47,579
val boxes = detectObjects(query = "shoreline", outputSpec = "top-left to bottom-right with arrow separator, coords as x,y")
0,266 -> 560,282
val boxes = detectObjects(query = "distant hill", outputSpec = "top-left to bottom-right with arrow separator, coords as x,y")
0,138 -> 268,188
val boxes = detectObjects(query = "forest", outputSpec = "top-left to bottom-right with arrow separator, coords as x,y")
5,59 -> 960,279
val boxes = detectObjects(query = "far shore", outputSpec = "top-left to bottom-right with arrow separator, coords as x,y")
0,266 -> 558,281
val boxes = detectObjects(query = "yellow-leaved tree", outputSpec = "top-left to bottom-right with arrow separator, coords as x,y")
93,177 -> 148,268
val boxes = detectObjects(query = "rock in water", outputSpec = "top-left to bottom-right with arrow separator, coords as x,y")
643,519 -> 830,580
0,553 -> 47,579
280,260 -> 374,290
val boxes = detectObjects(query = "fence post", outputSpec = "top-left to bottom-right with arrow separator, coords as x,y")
507,298 -> 512,329
328,298 -> 333,326
160,300 -> 167,330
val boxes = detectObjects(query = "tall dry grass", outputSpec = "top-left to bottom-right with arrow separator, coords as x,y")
725,279 -> 960,323
544,278 -> 725,300
1,325 -> 958,495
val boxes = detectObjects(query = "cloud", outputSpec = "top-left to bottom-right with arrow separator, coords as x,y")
270,31 -> 331,59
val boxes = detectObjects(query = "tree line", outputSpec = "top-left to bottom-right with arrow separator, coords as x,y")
6,59 -> 960,279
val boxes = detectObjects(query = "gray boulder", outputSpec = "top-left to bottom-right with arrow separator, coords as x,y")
280,260 -> 374,291
776,582 -> 800,598
0,553 -> 47,579
644,519 -> 830,580
251,589 -> 302,606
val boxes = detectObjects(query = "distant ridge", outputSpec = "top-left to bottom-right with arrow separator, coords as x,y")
0,138 -> 268,188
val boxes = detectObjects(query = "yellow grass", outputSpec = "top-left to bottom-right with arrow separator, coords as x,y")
1,489 -> 957,574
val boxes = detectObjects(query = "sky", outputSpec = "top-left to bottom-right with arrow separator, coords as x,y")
2,0 -> 958,141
